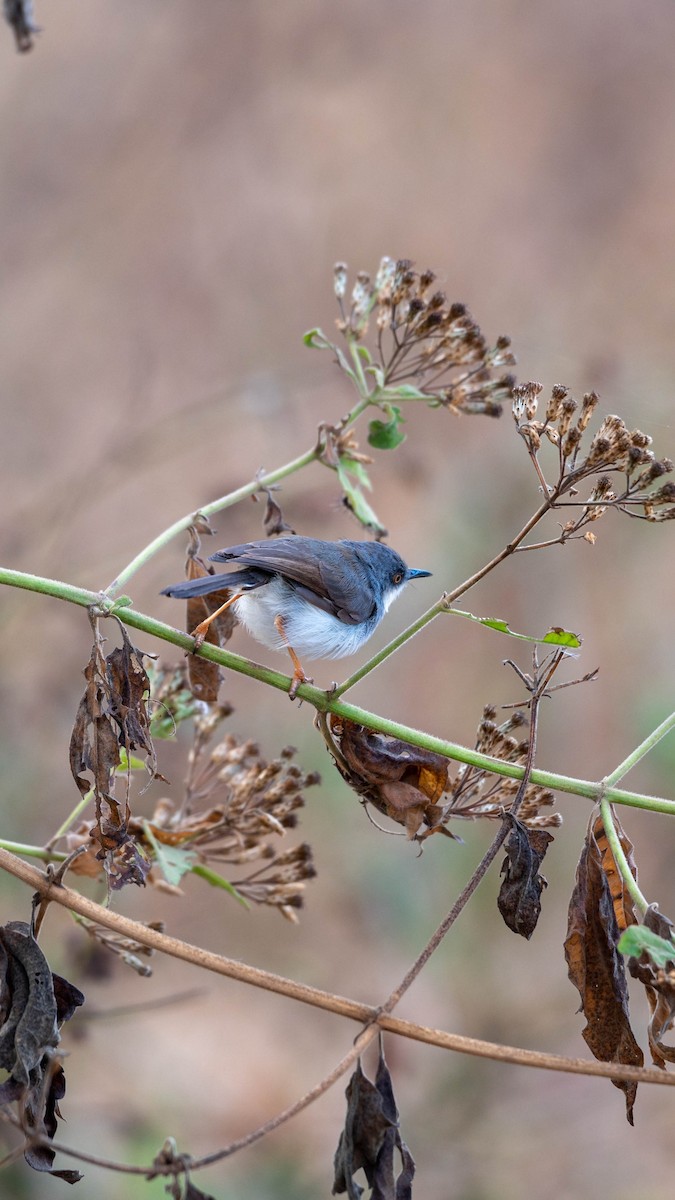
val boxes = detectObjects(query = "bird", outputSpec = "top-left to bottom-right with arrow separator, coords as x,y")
161,536 -> 432,696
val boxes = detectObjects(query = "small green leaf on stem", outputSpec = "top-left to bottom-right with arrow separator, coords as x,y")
142,822 -> 196,886
389,384 -> 429,400
619,925 -> 675,967
336,459 -> 386,536
190,864 -> 249,906
368,404 -> 407,450
303,327 -> 332,349
445,607 -> 581,649
117,747 -> 148,772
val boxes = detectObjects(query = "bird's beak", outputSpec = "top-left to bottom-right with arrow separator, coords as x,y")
408,568 -> 432,579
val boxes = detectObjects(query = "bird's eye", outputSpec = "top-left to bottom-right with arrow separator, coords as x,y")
392,571 -> 403,584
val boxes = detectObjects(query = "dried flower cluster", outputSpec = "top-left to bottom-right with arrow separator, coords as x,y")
334,257 -> 516,416
512,382 -> 675,538
65,665 -> 318,923
442,706 -> 562,830
142,705 -> 319,921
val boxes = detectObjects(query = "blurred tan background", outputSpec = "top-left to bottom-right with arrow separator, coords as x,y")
2,1 -> 675,1196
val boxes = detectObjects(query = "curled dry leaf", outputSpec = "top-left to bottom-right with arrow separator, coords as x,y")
497,814 -> 553,939
183,523 -> 237,702
564,807 -> 643,1123
627,905 -> 675,1069
332,1047 -> 415,1200
328,716 -> 450,840
69,622 -> 155,888
252,480 -> 295,537
0,920 -> 84,1183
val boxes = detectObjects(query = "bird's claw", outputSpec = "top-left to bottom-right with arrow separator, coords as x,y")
289,670 -> 313,701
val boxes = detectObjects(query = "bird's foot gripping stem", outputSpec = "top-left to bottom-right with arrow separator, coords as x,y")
191,592 -> 242,650
274,615 -> 313,700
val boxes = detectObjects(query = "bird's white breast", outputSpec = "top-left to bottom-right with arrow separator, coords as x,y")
233,579 -> 389,660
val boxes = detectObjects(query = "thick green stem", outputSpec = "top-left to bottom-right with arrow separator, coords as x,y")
603,711 -> 675,787
599,793 -> 649,916
1,567 -> 675,818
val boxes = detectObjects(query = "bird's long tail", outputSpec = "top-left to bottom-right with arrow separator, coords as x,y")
161,569 -> 267,599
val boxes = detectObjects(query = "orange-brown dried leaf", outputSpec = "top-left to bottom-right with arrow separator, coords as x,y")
564,821 -> 643,1123
592,809 -> 638,933
329,716 -> 450,839
185,554 -> 235,702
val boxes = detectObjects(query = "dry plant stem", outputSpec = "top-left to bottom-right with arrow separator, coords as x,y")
3,841 -> 675,1187
332,494 -> 554,697
384,663 -> 545,1013
0,847 -> 670,1090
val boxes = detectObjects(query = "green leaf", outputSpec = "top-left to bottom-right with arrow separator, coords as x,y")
303,327 -> 331,349
111,595 -> 134,610
618,925 -> 675,966
142,823 -> 196,886
445,608 -> 582,649
336,460 -> 386,536
117,747 -> 147,772
339,456 -> 372,489
191,864 -> 249,907
368,404 -> 406,450
355,345 -> 372,364
387,384 -> 429,401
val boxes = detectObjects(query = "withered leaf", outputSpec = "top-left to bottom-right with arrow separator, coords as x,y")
69,623 -> 156,886
0,922 -> 58,1084
332,1048 -> 415,1199
627,905 -> 675,1068
564,813 -> 643,1123
257,483 -> 295,537
330,717 -> 450,840
184,1183 -> 217,1200
497,814 -> 553,939
184,547 -> 236,702
0,920 -> 84,1183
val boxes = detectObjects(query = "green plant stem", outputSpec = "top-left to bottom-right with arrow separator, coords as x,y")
0,839 -> 66,862
2,566 -> 675,816
599,793 -> 649,917
47,791 -> 94,847
103,448 -> 319,597
603,710 -> 675,787
103,390 -> 375,599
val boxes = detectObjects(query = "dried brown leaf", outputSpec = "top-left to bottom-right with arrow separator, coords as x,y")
0,921 -> 84,1183
564,813 -> 643,1123
497,814 -> 553,939
329,716 -> 450,840
332,1048 -> 414,1199
184,551 -> 235,702
68,624 -> 154,887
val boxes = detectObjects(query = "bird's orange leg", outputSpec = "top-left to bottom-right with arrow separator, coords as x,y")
274,614 -> 313,699
191,592 -> 243,650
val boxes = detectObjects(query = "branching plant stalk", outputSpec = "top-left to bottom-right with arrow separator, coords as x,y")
332,494 -> 556,697
1,567 -> 674,817
103,392 -> 373,598
1,843 -> 674,1185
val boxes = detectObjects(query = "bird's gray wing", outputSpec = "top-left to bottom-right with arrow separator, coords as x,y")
209,538 -> 375,624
